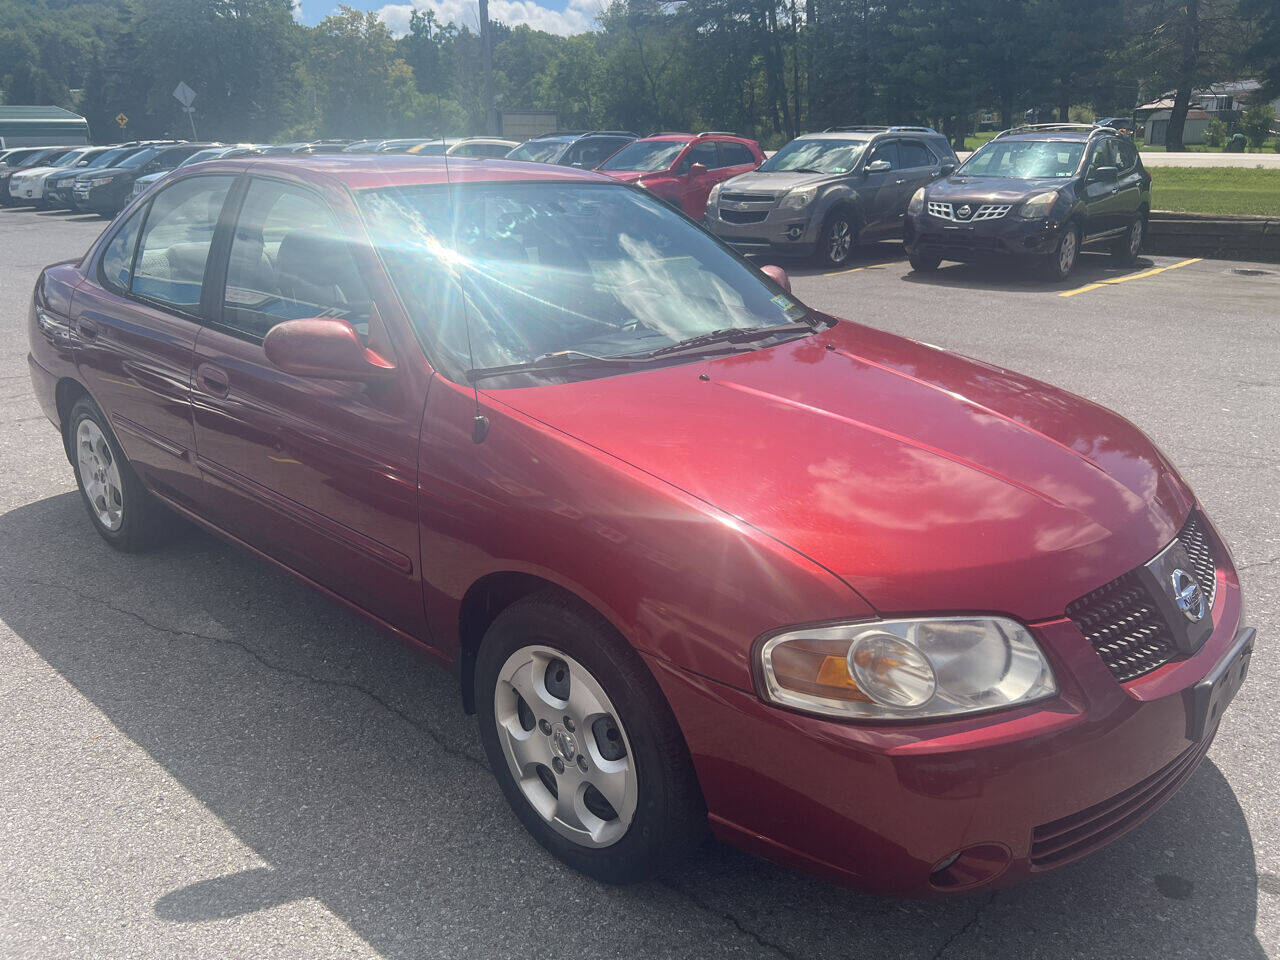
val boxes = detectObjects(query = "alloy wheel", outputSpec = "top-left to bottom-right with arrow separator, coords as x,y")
493,644 -> 639,848
1059,228 -> 1078,275
828,219 -> 853,264
76,419 -> 124,531
1128,219 -> 1143,256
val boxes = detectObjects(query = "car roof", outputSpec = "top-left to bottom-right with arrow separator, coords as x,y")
183,154 -> 614,190
997,131 -> 1094,142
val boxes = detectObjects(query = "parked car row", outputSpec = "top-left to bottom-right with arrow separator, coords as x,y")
4,121 -> 1149,281
26,146 -> 1250,898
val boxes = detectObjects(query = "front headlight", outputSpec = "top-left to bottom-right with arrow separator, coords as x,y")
756,617 -> 1056,720
1019,191 -> 1059,219
707,182 -> 724,208
778,185 -> 817,212
908,186 -> 926,214
87,175 -> 116,187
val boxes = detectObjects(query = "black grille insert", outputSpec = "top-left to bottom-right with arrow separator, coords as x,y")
720,209 -> 768,224
1066,513 -> 1218,683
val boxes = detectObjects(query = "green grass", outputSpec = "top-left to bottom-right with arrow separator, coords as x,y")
1140,138 -> 1278,153
963,132 -> 998,151
1150,167 -> 1280,216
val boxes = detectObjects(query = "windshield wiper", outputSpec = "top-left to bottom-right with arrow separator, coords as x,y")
783,167 -> 826,174
465,349 -> 645,383
639,323 -> 814,360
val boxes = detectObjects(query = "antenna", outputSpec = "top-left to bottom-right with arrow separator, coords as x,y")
440,128 -> 490,443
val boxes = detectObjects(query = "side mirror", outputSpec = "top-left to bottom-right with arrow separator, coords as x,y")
1090,165 -> 1119,182
760,264 -> 791,292
689,162 -> 709,177
939,161 -> 956,176
263,317 -> 396,381
866,159 -> 892,173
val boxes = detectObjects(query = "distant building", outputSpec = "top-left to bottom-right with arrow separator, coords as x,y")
0,105 -> 91,148
1135,80 -> 1280,145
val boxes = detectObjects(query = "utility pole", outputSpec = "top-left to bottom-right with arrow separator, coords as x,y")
479,0 -> 496,135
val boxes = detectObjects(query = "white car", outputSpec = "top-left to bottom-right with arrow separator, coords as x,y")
7,146 -> 102,205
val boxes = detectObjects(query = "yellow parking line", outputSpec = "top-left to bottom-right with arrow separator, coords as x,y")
825,260 -> 906,278
1058,257 -> 1202,298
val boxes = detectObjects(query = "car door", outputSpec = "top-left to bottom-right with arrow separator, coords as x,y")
1081,138 -> 1124,240
861,140 -> 901,236
72,174 -> 236,510
712,141 -> 761,186
887,139 -> 939,231
674,141 -> 721,217
190,175 -> 428,637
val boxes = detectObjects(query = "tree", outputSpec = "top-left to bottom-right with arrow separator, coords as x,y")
1239,101 -> 1274,147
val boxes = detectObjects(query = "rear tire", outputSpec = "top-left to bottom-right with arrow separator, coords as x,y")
1040,223 -> 1080,281
908,251 -> 941,272
1111,215 -> 1145,264
475,591 -> 706,883
814,210 -> 858,268
68,397 -> 180,552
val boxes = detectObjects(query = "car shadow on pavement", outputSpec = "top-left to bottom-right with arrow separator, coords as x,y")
753,241 -> 908,278
900,255 -> 1159,294
0,492 -> 1267,960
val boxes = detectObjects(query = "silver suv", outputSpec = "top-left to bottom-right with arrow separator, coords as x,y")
705,126 -> 957,266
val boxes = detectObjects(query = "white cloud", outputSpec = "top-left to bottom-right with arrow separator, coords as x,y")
376,0 -> 600,38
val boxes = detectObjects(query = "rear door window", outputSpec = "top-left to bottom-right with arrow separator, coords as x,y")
130,175 -> 235,311
716,142 -> 757,168
898,140 -> 935,168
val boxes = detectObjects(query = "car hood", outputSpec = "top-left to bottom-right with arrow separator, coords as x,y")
491,320 -> 1194,620
720,169 -> 838,194
930,175 -> 1069,203
74,165 -> 135,181
11,165 -> 58,181
601,169 -> 662,184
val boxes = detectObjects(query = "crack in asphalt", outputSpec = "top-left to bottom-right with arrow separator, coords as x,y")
2,575 -> 489,770
1238,555 -> 1280,573
657,880 -> 801,960
929,890 -> 997,960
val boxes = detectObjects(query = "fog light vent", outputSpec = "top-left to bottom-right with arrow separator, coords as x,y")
928,843 -> 1011,891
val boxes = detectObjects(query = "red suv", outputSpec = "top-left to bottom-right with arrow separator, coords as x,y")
596,132 -> 763,218
28,155 -> 1253,896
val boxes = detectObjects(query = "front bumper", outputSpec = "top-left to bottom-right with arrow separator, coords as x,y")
647,560 -> 1248,897
10,178 -> 44,202
906,209 -> 1062,261
45,182 -> 76,207
706,202 -> 819,258
72,181 -> 124,214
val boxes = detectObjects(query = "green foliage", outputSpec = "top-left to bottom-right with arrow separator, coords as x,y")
1239,102 -> 1275,148
0,0 -> 1271,150
1203,116 -> 1228,146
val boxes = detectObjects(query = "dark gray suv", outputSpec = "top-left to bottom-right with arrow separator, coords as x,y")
705,126 -> 957,266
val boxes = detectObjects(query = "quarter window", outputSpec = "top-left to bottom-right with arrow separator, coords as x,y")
221,178 -> 372,341
131,175 -> 234,311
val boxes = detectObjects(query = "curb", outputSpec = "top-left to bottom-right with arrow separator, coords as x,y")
1146,211 -> 1280,263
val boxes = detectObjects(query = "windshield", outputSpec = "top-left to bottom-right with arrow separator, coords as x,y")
959,139 -> 1085,178
507,139 -> 569,164
357,182 -> 810,384
599,140 -> 685,172
760,138 -> 868,174
87,148 -> 131,168
118,147 -> 159,169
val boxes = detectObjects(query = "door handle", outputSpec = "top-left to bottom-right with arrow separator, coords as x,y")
76,317 -> 99,339
895,178 -> 906,184
196,361 -> 230,398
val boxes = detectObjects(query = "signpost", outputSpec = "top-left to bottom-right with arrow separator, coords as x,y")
173,81 -> 198,139
115,112 -> 129,130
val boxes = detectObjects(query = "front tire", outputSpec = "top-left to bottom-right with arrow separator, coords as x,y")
1040,223 -> 1080,281
475,591 -> 705,883
908,250 -> 941,272
68,397 -> 178,552
814,210 -> 857,267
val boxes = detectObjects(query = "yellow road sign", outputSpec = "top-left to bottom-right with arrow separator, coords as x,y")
115,112 -> 128,128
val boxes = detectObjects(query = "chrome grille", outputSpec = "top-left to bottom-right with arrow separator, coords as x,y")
927,201 -> 1012,222
1066,513 -> 1219,684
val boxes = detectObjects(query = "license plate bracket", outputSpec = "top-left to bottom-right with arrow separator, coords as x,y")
1185,627 -> 1254,741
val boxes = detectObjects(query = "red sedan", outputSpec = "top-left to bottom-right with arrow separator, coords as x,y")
595,131 -> 763,218
27,155 -> 1252,896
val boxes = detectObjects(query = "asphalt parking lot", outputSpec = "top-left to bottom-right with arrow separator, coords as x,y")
0,203 -> 1277,960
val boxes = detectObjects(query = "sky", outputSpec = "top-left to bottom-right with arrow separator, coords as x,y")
295,0 -> 602,37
